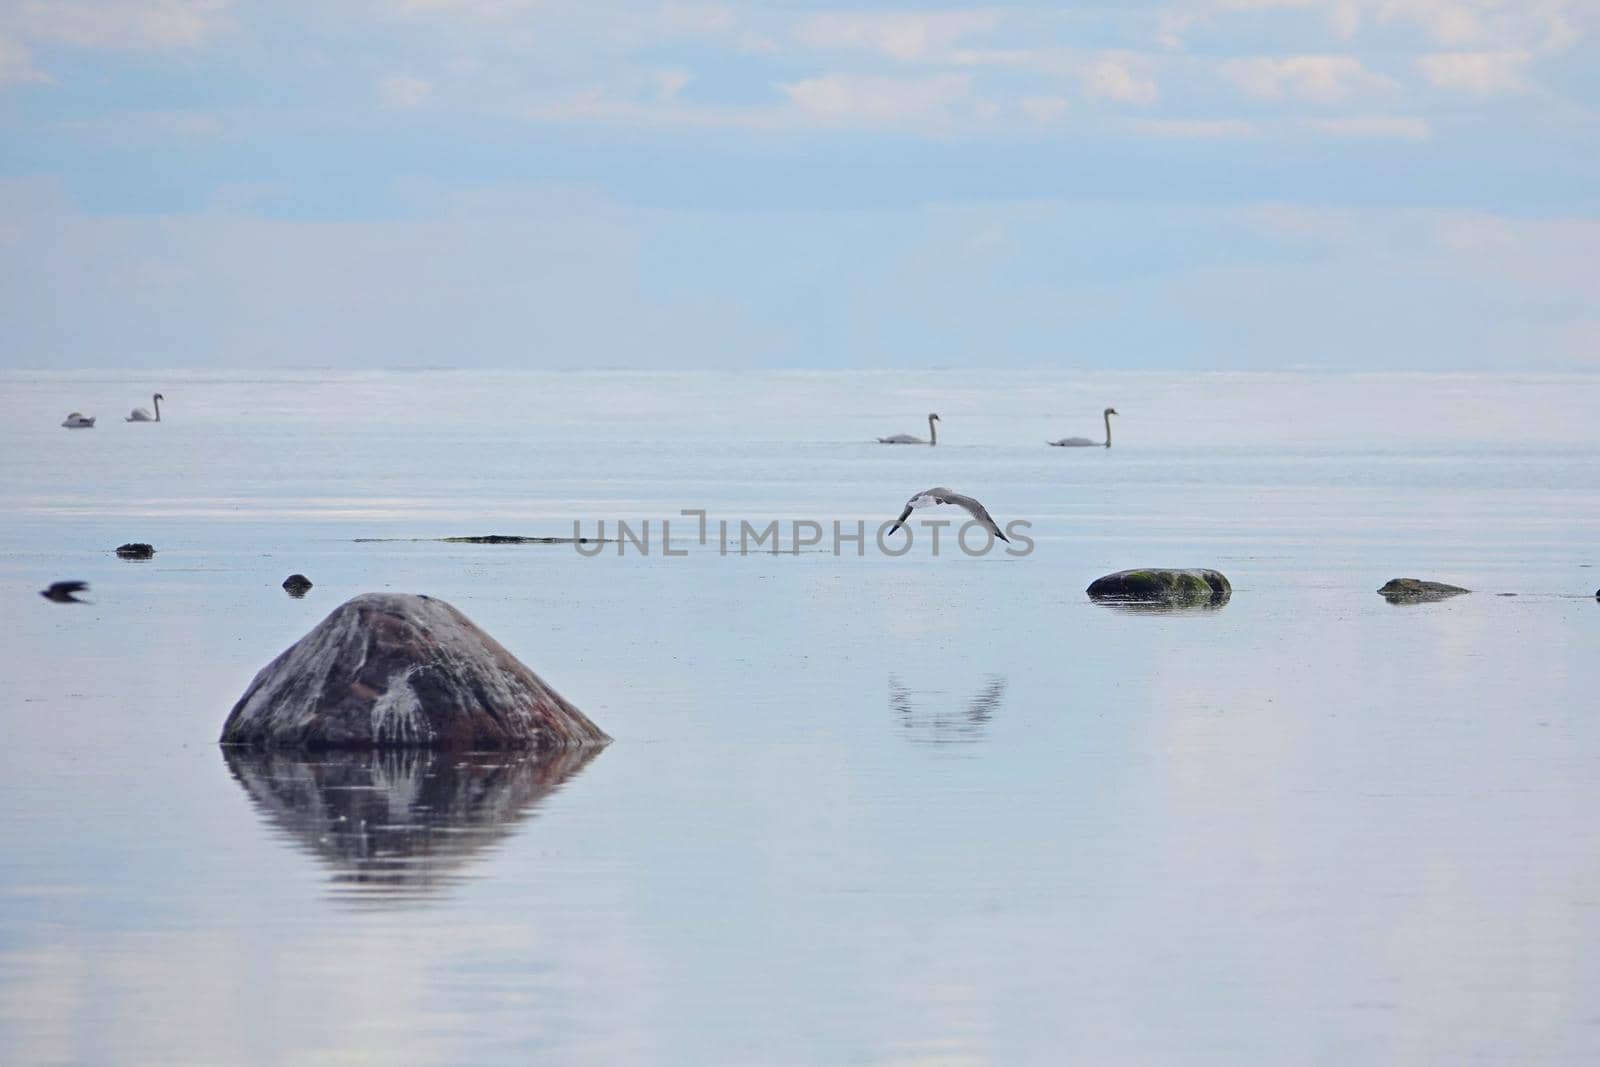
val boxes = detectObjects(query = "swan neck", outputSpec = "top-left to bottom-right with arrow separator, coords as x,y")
928,416 -> 937,446
153,394 -> 160,421
1103,411 -> 1111,448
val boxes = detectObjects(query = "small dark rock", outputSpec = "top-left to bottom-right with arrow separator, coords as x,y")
1378,578 -> 1470,603
1087,568 -> 1231,606
115,543 -> 155,560
282,574 -> 313,598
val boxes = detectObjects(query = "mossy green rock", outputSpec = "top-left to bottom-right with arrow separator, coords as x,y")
1086,568 -> 1231,605
1377,578 -> 1470,602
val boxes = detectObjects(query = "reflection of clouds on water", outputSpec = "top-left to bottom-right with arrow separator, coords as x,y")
223,746 -> 602,908
890,675 -> 1006,745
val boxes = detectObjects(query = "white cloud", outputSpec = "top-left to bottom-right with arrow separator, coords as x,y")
1428,212 -> 1600,314
1156,10 -> 1201,50
1415,50 -> 1530,94
794,12 -> 1000,62
780,73 -> 973,127
1377,0 -> 1486,47
654,69 -> 692,101
53,108 -> 224,142
390,0 -> 537,15
1083,55 -> 1158,104
1161,0 -> 1582,53
0,33 -> 47,84
1135,117 -> 1258,137
1308,114 -> 1429,137
8,0 -> 232,50
1222,54 -> 1395,103
525,91 -> 784,131
1247,202 -> 1361,242
379,75 -> 432,108
659,2 -> 735,37
1160,1 -> 1365,47
1018,96 -> 1069,123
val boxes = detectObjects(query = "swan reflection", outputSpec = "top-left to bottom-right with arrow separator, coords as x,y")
890,674 -> 1006,744
223,746 -> 602,907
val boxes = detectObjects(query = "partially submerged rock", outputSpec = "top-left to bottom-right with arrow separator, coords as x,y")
115,542 -> 155,560
219,592 -> 609,751
282,574 -> 313,597
1378,578 -> 1470,603
352,535 -> 606,545
1087,568 -> 1231,607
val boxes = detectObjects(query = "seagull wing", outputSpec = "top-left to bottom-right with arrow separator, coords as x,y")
889,486 -> 948,535
935,490 -> 1010,543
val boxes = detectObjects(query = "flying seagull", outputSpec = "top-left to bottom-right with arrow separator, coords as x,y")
888,487 -> 1009,542
40,581 -> 91,604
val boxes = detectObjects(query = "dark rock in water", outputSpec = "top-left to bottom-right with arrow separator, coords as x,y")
282,574 -> 313,597
1087,568 -> 1231,606
223,745 -> 601,905
443,534 -> 534,544
436,534 -> 602,544
219,592 -> 609,751
353,535 -> 606,545
1378,578 -> 1470,603
115,542 -> 155,560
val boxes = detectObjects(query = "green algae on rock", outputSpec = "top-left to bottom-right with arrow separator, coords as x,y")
1086,569 -> 1231,606
1377,578 -> 1470,603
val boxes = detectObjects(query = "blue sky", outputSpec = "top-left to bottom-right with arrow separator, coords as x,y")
1,0 -> 1596,369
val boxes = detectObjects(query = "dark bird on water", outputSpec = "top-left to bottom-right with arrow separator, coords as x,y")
41,581 -> 91,604
887,487 -> 1010,543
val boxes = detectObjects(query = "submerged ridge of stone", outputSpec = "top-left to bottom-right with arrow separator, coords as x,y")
219,592 -> 608,751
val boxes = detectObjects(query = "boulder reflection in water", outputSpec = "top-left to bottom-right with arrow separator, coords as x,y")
222,746 -> 602,907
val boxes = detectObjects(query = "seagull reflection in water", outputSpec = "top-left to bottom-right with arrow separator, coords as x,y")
889,674 -> 1007,744
222,745 -> 602,908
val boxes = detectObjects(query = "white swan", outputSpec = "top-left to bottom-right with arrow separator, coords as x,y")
126,393 -> 164,422
1049,407 -> 1117,448
61,412 -> 95,429
878,413 -> 940,445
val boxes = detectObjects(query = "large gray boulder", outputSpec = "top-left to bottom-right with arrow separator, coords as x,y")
220,593 -> 608,751
1087,568 -> 1231,606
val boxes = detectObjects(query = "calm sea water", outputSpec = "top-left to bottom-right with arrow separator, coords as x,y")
1,369 -> 1598,1065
